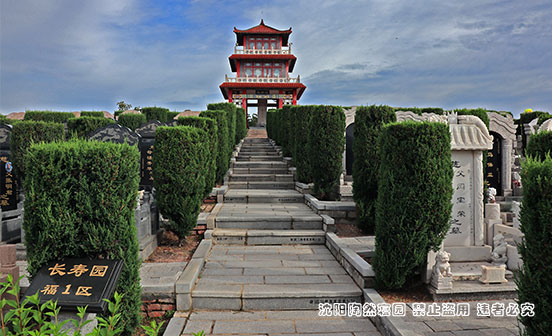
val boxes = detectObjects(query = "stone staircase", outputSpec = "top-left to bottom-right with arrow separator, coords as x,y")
189,136 -> 362,310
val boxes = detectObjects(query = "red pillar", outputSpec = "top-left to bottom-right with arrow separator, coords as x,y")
278,99 -> 283,109
229,89 -> 233,103
292,89 -> 297,105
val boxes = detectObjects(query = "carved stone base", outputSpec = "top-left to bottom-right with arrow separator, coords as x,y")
480,265 -> 507,284
432,276 -> 453,290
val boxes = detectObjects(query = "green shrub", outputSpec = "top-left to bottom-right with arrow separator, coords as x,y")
153,126 -> 208,237
526,131 -> 552,161
267,110 -> 275,139
80,111 -> 105,118
24,111 -> 75,123
519,111 -> 549,124
277,106 -> 293,157
142,107 -> 169,122
118,113 -> 147,131
67,116 -> 115,138
294,105 -> 314,183
455,108 -> 490,128
166,111 -> 180,121
517,156 -> 552,335
11,121 -> 65,180
0,115 -> 7,124
373,121 -> 453,289
538,114 -> 552,125
200,110 -> 229,183
178,116 -> 218,195
208,103 -> 237,148
23,140 -> 142,334
308,105 -> 345,200
236,107 -> 247,142
352,105 -> 397,233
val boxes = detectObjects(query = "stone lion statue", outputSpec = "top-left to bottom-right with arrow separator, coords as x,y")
487,188 -> 497,203
491,233 -> 508,266
432,251 -> 453,279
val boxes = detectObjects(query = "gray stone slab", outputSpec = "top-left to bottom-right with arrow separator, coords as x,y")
243,283 -> 361,298
425,320 -> 462,332
176,259 -> 204,293
189,311 -> 266,321
282,260 -> 323,267
182,319 -> 213,333
193,283 -> 242,297
222,260 -> 283,268
243,254 -> 300,261
191,297 -> 241,310
162,317 -> 186,336
295,319 -> 378,333
244,267 -> 306,276
264,275 -> 331,284
199,275 -> 264,284
192,239 -> 212,260
305,267 -> 348,275
213,320 -> 295,334
201,268 -> 243,276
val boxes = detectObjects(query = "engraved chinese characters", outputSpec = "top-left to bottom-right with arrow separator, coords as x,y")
0,124 -> 18,211
25,259 -> 123,313
445,152 -> 474,246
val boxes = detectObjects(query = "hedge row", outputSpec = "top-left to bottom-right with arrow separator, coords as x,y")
142,107 -> 169,122
153,126 -> 209,237
267,105 -> 345,200
24,111 -> 75,123
352,105 -> 396,233
67,116 -> 115,138
24,140 -> 142,334
11,121 -> 66,180
200,110 -> 229,183
526,131 -> 552,161
177,116 -> 218,196
373,121 -> 453,289
118,113 -> 147,131
393,107 -> 444,115
80,111 -> 105,118
517,156 -> 552,335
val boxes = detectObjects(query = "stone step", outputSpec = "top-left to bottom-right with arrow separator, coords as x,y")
230,174 -> 294,182
243,139 -> 270,143
224,189 -> 304,203
228,181 -> 296,190
232,161 -> 288,169
233,168 -> 290,175
190,245 -> 362,310
240,146 -> 275,150
216,214 -> 323,230
211,229 -> 326,245
237,151 -> 279,156
236,156 -> 283,162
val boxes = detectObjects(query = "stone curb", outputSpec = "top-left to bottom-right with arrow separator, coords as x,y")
175,239 -> 212,311
326,233 -> 374,288
363,289 -> 420,336
162,316 -> 187,336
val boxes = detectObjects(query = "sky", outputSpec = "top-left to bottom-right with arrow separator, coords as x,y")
1,0 -> 551,117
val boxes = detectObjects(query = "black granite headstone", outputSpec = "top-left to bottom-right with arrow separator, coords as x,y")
136,121 -> 162,190
345,123 -> 355,176
0,149 -> 18,211
25,259 -> 123,313
87,124 -> 140,146
0,124 -> 12,150
486,131 -> 503,196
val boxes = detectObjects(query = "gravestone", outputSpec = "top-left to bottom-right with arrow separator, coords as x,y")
0,125 -> 18,212
486,131 -> 502,195
135,121 -> 162,191
87,124 -> 140,146
25,259 -> 123,313
487,112 -> 516,197
444,114 -> 493,259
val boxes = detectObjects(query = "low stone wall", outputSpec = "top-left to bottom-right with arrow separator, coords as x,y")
326,233 -> 375,288
304,193 -> 358,225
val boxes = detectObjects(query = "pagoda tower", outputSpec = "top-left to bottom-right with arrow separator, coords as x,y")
219,20 -> 306,127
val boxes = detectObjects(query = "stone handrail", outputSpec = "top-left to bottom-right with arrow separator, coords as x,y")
224,75 -> 300,84
234,45 -> 292,55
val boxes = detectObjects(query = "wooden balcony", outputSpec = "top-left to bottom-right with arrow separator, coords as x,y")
224,75 -> 301,84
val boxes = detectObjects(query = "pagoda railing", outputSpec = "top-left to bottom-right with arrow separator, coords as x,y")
233,45 -> 292,55
225,75 -> 301,84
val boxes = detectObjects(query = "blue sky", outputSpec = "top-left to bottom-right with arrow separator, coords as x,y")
1,0 -> 551,117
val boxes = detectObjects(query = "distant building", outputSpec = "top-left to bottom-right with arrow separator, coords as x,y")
219,20 -> 306,127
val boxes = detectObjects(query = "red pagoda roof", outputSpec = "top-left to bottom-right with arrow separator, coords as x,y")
235,20 -> 292,46
219,82 -> 306,99
228,54 -> 297,72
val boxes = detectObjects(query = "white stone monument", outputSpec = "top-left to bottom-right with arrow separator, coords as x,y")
444,113 -> 493,262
